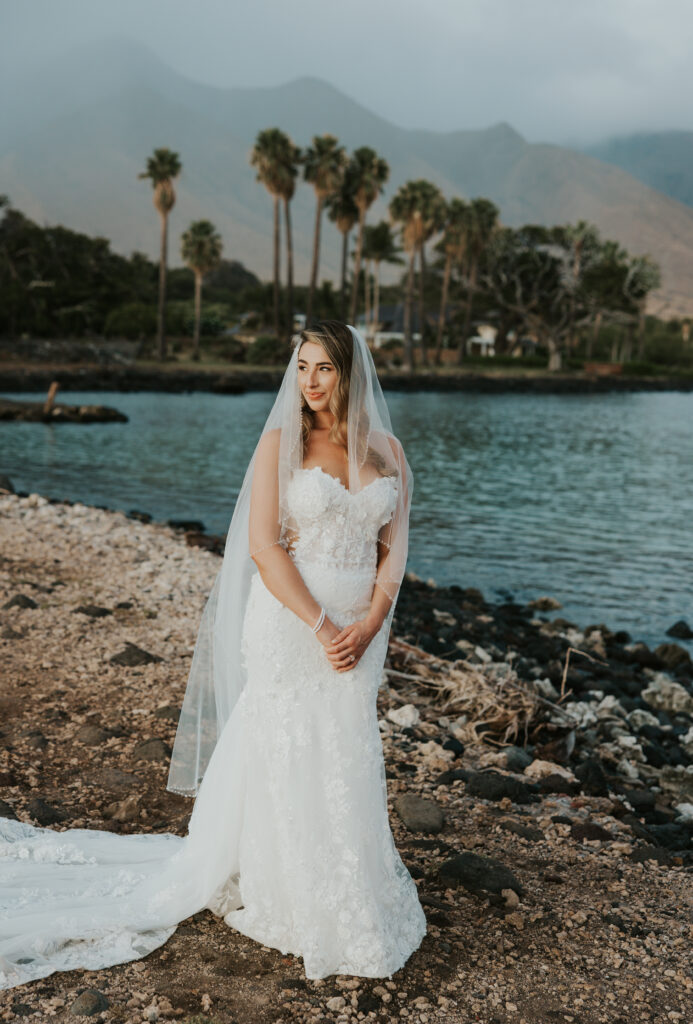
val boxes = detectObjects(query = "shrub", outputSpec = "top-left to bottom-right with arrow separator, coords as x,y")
246,334 -> 289,365
103,303 -> 156,340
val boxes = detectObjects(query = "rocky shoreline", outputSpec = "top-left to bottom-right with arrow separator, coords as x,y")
1,484 -> 691,1024
2,363 -> 693,395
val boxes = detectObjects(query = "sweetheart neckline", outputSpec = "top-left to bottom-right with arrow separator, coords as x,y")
295,464 -> 393,497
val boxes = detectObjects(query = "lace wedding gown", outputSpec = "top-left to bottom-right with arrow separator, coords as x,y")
0,465 -> 427,989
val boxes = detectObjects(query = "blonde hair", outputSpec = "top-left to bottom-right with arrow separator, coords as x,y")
295,321 -> 393,476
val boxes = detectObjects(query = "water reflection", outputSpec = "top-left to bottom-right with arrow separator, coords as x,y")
2,389 -> 691,650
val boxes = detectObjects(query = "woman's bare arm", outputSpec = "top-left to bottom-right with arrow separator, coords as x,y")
248,430 -> 339,646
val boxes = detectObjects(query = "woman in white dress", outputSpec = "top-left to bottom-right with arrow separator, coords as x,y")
0,321 -> 427,989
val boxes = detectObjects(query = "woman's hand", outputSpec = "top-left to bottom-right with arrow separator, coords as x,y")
322,616 -> 382,672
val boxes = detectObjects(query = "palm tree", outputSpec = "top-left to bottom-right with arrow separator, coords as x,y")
138,147 -> 182,360
458,197 -> 499,362
414,181 -> 446,365
361,221 -> 402,339
389,181 -> 424,372
275,135 -> 302,335
250,128 -> 289,338
304,135 -> 347,327
327,173 -> 358,320
434,198 -> 470,363
181,220 -> 223,361
349,147 -> 389,323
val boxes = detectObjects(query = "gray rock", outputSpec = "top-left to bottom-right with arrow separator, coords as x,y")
27,797 -> 67,826
133,737 -> 171,762
69,988 -> 110,1016
154,705 -> 181,722
110,642 -> 163,666
3,594 -> 38,610
75,724 -> 109,745
504,746 -> 534,773
393,793 -> 445,833
439,851 -> 523,898
0,473 -> 15,492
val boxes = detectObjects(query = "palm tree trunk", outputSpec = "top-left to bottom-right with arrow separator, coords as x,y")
157,212 -> 168,360
307,194 -> 323,328
434,253 -> 452,365
403,249 -> 416,372
350,207 -> 366,324
418,243 -> 428,366
458,260 -> 477,364
587,310 -> 602,360
636,302 -> 646,360
192,270 -> 202,360
272,196 -> 281,338
340,230 -> 349,320
284,197 -> 294,339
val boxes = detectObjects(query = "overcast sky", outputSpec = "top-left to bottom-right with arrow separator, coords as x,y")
3,0 -> 692,145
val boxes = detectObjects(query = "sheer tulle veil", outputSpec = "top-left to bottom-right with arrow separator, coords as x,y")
167,323 -> 413,798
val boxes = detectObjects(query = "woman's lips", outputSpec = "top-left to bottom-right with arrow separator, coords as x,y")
307,392 -> 324,399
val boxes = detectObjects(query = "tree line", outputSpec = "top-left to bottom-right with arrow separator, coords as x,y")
0,129 -> 682,372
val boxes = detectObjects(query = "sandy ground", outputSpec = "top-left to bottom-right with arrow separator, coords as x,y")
0,491 -> 691,1024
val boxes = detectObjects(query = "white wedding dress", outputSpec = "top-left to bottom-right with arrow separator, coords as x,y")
0,465 -> 427,989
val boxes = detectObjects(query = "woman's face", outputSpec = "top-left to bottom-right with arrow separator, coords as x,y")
297,340 -> 338,413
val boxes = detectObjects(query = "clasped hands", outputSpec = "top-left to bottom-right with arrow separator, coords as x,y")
316,615 -> 380,672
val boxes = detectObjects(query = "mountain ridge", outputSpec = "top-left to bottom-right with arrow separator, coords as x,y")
4,36 -> 693,316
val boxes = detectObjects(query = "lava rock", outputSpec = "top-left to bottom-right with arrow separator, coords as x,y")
570,821 -> 613,842
133,737 -> 171,762
109,642 -> 163,666
439,851 -> 523,898
75,724 -> 109,745
666,620 -> 693,640
653,643 -> 693,672
27,797 -> 67,825
574,758 -> 610,796
73,604 -> 112,618
154,704 -> 181,721
498,818 -> 544,842
0,799 -> 17,819
3,594 -> 38,610
466,770 -> 538,805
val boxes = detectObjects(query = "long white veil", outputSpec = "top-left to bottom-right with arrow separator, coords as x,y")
0,322 -> 415,991
167,323 -> 413,796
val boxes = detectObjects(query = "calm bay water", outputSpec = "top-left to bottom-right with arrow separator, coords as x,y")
1,389 -> 691,651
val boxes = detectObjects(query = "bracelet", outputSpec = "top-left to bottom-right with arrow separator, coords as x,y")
311,606 -> 326,633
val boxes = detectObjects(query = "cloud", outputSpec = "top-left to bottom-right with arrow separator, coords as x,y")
2,0 -> 692,144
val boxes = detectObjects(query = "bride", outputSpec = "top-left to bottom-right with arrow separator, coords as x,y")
0,321 -> 427,989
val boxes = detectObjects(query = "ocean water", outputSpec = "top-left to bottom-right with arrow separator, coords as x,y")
1,388 -> 691,651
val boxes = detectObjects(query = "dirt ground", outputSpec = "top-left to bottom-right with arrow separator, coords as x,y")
0,490 -> 691,1024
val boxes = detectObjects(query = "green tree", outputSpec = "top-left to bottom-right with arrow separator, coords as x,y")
180,219 -> 224,360
138,147 -> 182,360
303,134 -> 347,327
349,147 -> 389,323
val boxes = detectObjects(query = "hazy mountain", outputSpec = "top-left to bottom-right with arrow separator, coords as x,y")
4,35 -> 693,316
585,131 -> 693,209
